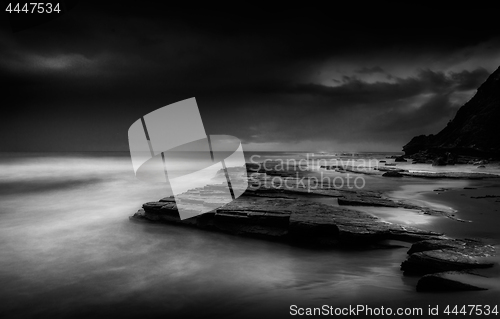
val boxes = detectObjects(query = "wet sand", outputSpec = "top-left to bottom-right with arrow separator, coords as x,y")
418,179 -> 500,244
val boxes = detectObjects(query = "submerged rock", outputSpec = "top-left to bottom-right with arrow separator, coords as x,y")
416,271 -> 489,292
382,171 -> 403,177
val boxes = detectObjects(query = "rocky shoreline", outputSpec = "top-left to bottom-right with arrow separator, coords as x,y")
134,195 -> 445,247
130,164 -> 498,292
321,162 -> 500,180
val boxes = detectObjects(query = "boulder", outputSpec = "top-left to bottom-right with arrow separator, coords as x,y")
401,249 -> 495,274
432,157 -> 447,166
401,239 -> 496,275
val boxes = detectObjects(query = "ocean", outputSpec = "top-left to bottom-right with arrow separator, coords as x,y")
0,152 -> 498,318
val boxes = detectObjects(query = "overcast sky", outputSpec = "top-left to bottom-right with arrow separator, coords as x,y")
2,3 -> 500,152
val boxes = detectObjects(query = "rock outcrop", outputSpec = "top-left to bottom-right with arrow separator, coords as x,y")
401,238 -> 496,292
401,239 -> 496,275
398,171 -> 499,179
134,192 -> 444,247
403,66 -> 500,158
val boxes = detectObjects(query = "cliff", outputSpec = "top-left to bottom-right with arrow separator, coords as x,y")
403,66 -> 500,158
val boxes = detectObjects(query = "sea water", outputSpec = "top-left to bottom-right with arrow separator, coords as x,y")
0,152 -> 498,318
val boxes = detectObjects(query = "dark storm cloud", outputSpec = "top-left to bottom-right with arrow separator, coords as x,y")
369,93 -> 456,134
265,68 -> 489,105
218,67 -> 492,149
450,68 -> 492,91
1,3 -> 500,151
355,66 -> 385,74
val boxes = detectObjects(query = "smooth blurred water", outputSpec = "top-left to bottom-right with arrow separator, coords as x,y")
0,152 -> 498,319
